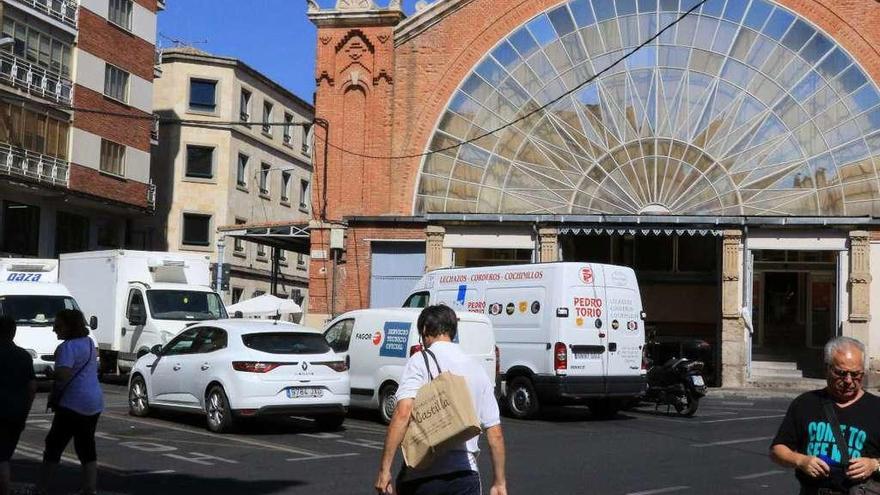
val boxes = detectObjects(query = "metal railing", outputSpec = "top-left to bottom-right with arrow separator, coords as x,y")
12,0 -> 78,29
0,51 -> 73,105
154,49 -> 162,78
156,0 -> 165,11
147,181 -> 157,210
150,115 -> 160,144
0,142 -> 69,187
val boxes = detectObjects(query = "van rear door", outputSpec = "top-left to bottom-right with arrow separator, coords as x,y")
563,265 -> 607,385
601,266 -> 644,385
457,317 -> 495,381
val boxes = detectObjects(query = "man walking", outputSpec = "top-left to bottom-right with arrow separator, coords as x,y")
0,316 -> 37,495
770,336 -> 880,494
374,305 -> 507,495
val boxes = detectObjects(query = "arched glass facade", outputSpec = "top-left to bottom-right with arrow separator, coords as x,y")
416,0 -> 880,216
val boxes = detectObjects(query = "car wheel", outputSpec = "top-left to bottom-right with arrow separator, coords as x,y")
378,383 -> 398,425
505,377 -> 540,419
206,385 -> 235,433
314,414 -> 345,431
128,375 -> 151,417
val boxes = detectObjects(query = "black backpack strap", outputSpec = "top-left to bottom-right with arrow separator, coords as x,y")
823,398 -> 852,465
419,348 -> 442,381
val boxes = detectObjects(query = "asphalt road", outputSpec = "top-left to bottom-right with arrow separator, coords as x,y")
10,384 -> 802,494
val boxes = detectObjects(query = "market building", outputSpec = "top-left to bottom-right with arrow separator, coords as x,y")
308,0 -> 880,386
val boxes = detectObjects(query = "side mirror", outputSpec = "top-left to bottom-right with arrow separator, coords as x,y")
150,344 -> 163,356
89,316 -> 98,330
234,311 -> 243,319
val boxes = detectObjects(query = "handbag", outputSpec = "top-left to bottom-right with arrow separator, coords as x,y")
47,344 -> 94,412
401,348 -> 482,470
822,399 -> 880,495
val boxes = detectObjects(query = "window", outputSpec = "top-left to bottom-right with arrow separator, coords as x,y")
100,139 -> 125,176
182,213 -> 211,247
126,289 -> 146,325
299,180 -> 310,209
108,0 -> 133,30
162,328 -> 200,356
283,113 -> 293,144
189,79 -> 217,112
192,327 -> 228,354
281,171 -> 291,203
231,287 -> 244,304
55,212 -> 89,256
148,290 -> 227,320
279,250 -> 287,263
260,163 -> 271,195
302,124 -> 312,154
239,89 -> 251,122
257,243 -> 267,258
262,101 -> 273,134
324,319 -> 354,353
236,153 -> 248,188
185,145 -> 214,179
233,218 -> 246,253
404,292 -> 430,308
104,64 -> 129,102
242,332 -> 331,355
2,201 -> 39,256
297,252 -> 305,266
2,17 -> 72,76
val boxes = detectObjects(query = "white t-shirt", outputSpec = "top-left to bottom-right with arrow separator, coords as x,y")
396,340 -> 500,482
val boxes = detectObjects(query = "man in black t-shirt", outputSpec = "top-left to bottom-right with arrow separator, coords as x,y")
0,316 -> 37,495
771,336 -> 880,495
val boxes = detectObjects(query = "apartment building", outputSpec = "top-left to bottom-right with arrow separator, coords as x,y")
151,47 -> 313,311
0,0 -> 162,257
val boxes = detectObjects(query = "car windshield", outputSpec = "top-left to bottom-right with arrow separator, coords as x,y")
242,332 -> 331,355
0,295 -> 78,326
146,290 -> 227,321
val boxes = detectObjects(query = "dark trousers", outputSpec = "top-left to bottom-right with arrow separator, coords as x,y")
43,407 -> 100,464
397,470 -> 481,495
0,417 -> 26,462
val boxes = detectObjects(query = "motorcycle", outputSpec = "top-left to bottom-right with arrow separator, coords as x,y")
641,334 -> 709,417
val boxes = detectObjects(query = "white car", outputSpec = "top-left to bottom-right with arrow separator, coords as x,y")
128,320 -> 350,432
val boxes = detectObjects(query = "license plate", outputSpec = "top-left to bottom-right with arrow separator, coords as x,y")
691,375 -> 705,387
286,387 -> 323,399
573,352 -> 602,360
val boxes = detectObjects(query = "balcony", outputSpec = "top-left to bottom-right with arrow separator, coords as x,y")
150,115 -> 159,145
0,51 -> 73,106
154,49 -> 162,78
11,0 -> 78,29
0,142 -> 69,187
156,0 -> 165,11
147,181 -> 157,211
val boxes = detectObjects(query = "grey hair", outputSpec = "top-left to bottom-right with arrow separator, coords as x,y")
824,336 -> 868,370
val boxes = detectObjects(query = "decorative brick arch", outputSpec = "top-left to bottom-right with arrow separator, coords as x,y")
382,0 -> 880,215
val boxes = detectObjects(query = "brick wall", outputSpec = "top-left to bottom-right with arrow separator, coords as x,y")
308,224 -> 425,315
134,0 -> 158,13
77,9 -> 155,81
73,85 -> 151,152
68,163 -> 150,209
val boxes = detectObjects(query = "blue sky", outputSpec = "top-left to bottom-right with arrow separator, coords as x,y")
158,0 -> 421,103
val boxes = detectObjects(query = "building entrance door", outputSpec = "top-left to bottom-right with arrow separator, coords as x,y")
752,250 -> 838,376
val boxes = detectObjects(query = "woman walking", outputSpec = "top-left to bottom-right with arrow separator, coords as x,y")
36,309 -> 103,495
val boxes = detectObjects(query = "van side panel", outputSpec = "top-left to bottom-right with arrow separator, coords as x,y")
59,254 -> 121,350
484,285 -> 549,375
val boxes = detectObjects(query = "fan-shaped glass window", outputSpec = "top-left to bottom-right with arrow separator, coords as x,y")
416,0 -> 880,216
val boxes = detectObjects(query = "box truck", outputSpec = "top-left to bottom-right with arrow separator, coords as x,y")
0,258 -> 82,377
60,250 -> 227,373
404,262 -> 646,419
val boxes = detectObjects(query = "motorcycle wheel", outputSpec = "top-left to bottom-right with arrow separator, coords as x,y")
680,391 -> 700,417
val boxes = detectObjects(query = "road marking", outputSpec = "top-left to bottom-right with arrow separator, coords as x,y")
127,469 -> 177,476
336,438 -> 384,450
691,436 -> 773,448
102,412 -> 322,457
734,470 -> 785,480
719,401 -> 754,407
286,453 -> 360,462
627,486 -> 690,495
16,443 -> 125,472
701,414 -> 785,424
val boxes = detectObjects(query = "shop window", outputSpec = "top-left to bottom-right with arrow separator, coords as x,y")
2,201 -> 39,256
182,213 -> 211,247
55,211 -> 89,256
185,145 -> 214,179
97,220 -> 121,248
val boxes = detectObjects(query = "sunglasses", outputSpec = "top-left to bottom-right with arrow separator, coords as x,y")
829,367 -> 865,381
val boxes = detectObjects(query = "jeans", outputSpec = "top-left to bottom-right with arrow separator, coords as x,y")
397,470 -> 481,495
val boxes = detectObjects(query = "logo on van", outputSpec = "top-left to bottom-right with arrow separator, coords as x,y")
610,271 -> 628,286
505,303 -> 515,316
627,321 -> 638,331
372,331 -> 382,345
518,301 -> 528,313
489,303 -> 502,315
6,273 -> 42,282
611,320 -> 620,330
580,267 -> 593,284
531,301 -> 541,314
379,322 -> 410,358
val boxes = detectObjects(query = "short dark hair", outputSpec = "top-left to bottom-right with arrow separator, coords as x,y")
55,309 -> 90,340
417,305 -> 457,341
0,316 -> 15,342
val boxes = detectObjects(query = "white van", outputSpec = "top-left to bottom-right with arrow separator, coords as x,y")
0,259 -> 81,377
323,308 -> 497,424
404,262 -> 645,419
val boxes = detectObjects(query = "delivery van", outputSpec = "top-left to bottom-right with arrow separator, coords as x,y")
0,258 -> 84,377
404,262 -> 646,419
323,308 -> 497,424
60,250 -> 227,375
